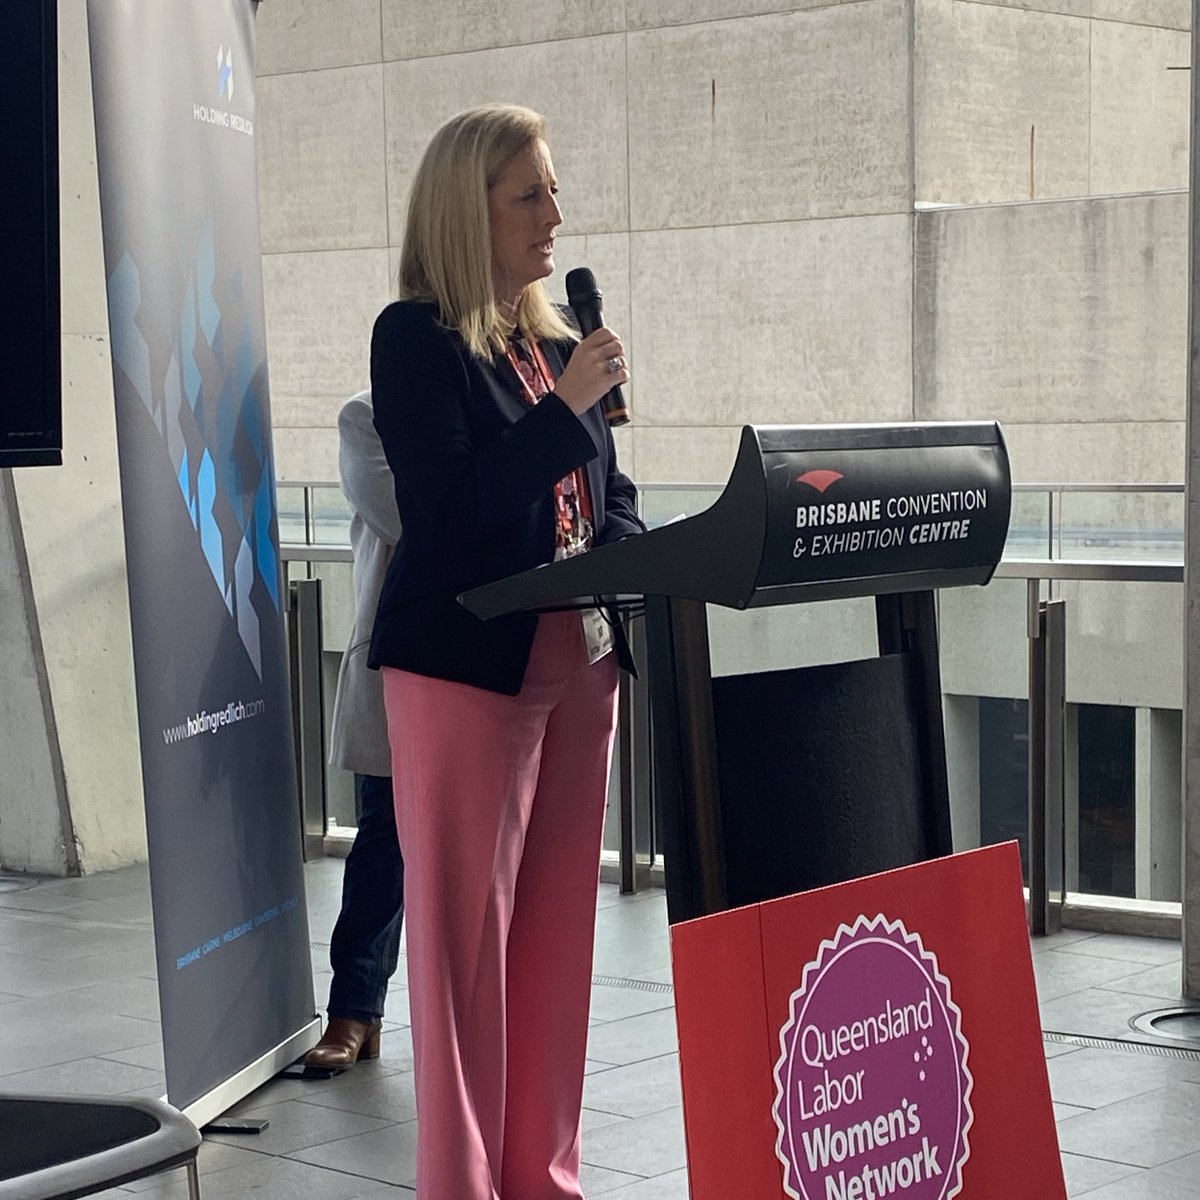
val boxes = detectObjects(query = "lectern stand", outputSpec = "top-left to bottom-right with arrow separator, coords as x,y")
462,423 -> 1011,923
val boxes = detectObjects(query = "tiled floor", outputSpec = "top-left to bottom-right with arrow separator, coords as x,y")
1,861 -> 1199,1198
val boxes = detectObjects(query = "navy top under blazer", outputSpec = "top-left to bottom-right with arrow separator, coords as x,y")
367,299 -> 645,696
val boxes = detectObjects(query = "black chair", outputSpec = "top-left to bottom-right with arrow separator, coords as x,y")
0,1094 -> 200,1199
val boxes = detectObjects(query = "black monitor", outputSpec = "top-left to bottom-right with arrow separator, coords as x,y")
0,0 -> 61,468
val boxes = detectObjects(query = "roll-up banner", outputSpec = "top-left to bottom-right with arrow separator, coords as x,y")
87,0 -> 318,1120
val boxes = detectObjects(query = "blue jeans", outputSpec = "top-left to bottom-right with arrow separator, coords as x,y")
326,773 -> 404,1023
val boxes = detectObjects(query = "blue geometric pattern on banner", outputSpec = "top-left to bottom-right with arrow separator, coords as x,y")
108,256 -> 153,420
104,215 -> 283,680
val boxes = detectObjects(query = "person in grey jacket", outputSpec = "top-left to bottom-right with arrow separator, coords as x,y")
305,390 -> 405,1071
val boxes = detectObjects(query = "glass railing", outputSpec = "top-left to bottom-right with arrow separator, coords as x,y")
280,480 -> 1186,924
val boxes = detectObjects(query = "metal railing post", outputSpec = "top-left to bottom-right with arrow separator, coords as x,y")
288,577 -> 326,862
1029,592 -> 1066,935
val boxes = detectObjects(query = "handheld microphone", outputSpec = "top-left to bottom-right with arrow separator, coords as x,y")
565,267 -> 630,427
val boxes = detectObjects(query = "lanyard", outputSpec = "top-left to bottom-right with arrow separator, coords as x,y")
504,335 -> 557,405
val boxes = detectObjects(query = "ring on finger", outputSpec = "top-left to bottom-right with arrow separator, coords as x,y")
606,356 -> 624,374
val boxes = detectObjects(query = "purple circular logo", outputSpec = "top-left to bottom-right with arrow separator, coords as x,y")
772,915 -> 973,1200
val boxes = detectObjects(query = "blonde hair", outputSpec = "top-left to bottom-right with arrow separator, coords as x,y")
397,103 -> 577,360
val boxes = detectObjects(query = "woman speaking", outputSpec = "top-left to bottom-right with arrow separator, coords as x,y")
368,104 -> 644,1199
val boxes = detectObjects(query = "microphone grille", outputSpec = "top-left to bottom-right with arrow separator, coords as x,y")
565,267 -> 598,303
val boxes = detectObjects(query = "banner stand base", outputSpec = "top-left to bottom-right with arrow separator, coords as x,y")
202,1116 -> 269,1135
183,1017 -> 321,1130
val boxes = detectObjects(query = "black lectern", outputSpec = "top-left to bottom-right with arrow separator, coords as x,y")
462,423 -> 1011,923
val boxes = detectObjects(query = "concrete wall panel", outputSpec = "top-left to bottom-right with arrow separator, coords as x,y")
1090,20 -> 1190,195
1002,421 -> 1186,483
629,0 -> 856,29
633,425 -> 743,484
955,0 -> 1090,16
257,65 -> 388,254
263,249 -> 392,414
13,335 -> 146,872
383,0 -> 624,59
914,195 -> 1186,427
916,0 -> 1090,204
628,1 -> 912,229
255,0 -> 383,75
58,0 -> 107,338
0,477 -> 73,876
631,216 -> 913,426
383,37 -> 628,240
274,427 -> 341,483
1092,0 -> 1189,29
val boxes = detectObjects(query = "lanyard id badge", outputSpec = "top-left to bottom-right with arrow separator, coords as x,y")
581,605 -> 615,665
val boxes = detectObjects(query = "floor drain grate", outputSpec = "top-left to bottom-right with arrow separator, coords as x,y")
1044,1030 -> 1200,1062
591,974 -> 674,995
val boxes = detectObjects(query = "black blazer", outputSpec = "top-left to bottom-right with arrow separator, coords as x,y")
367,299 -> 645,695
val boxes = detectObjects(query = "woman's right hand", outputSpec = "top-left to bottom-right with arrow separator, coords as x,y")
553,327 -> 630,417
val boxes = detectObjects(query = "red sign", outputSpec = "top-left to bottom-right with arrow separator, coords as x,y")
671,842 -> 1064,1200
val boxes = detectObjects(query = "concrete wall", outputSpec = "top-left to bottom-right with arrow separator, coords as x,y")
256,0 -> 917,485
0,0 -> 147,874
257,0 -> 1191,491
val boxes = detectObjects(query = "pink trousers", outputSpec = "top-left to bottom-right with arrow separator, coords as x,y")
382,611 -> 619,1200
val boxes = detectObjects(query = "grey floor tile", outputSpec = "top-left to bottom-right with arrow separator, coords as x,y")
583,1053 -> 683,1119
10,924 -> 155,962
582,1106 -> 687,1178
1034,950 -> 1153,1003
595,1167 -> 691,1199
0,975 -> 161,1026
586,1007 -> 681,1067
0,1054 -> 163,1095
1049,1048 -> 1200,1109
120,1142 -> 263,1193
227,1059 -> 404,1114
1058,935 -> 1184,968
588,983 -> 676,1025
1060,1153 -> 1143,1197
295,1069 -> 418,1123
582,1107 -> 632,1135
1071,1166 -> 1200,1199
37,867 -> 150,900
99,1040 -> 165,1072
1057,1101 -> 1093,1120
583,1163 -> 647,1194
345,1189 -> 416,1199
1045,1040 -> 1089,1060
1098,963 -> 1193,1004
1041,988 -> 1174,1042
0,1012 -> 158,1075
0,887 -> 100,915
1031,931 -> 1108,955
288,1119 -> 419,1188
148,1154 -> 381,1200
206,1097 -> 396,1156
635,966 -> 675,987
1056,1083 -> 1200,1168
0,945 -> 158,997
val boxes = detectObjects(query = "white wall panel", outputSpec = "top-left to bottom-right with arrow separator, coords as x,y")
916,0 -> 1090,204
257,66 -> 388,254
628,1 -> 912,228
1090,20 -> 1190,195
256,0 -> 383,75
383,0 -> 623,59
631,216 -> 913,426
263,249 -> 392,409
914,195 -> 1186,426
383,37 -> 628,240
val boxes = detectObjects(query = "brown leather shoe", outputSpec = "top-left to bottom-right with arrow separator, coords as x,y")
304,1016 -> 382,1070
